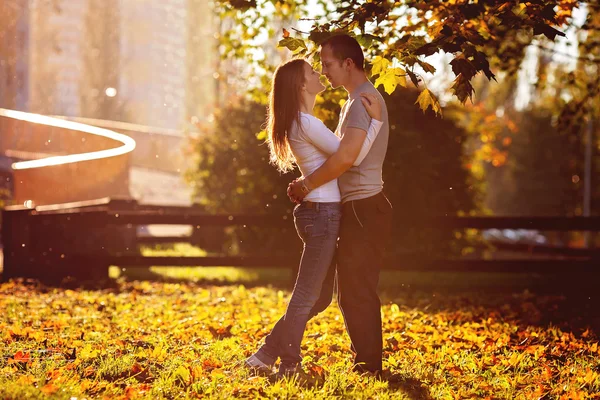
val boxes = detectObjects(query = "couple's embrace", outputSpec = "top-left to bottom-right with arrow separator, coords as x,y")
245,34 -> 393,379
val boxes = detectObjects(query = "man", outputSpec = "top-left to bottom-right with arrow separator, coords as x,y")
288,34 -> 393,375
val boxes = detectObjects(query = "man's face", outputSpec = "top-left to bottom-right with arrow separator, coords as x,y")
319,45 -> 346,89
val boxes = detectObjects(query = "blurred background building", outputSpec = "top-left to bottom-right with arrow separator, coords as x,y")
1,0 -> 217,130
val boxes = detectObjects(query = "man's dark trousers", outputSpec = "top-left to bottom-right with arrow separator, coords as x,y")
337,191 -> 392,373
307,191 -> 393,372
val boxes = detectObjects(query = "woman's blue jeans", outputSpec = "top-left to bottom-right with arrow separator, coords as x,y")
256,201 -> 341,368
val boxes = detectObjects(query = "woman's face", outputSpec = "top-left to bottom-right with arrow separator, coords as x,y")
303,61 -> 325,95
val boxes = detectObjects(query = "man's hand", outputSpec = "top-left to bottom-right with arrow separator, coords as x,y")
287,178 -> 306,203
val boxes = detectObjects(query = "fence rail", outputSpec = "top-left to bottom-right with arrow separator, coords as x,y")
1,197 -> 599,282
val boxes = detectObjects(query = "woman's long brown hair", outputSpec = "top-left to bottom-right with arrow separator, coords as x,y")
267,58 -> 306,173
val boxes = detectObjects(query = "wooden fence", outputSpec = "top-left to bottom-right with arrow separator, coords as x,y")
2,197 -> 600,282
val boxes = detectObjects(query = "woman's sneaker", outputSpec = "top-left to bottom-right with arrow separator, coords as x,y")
244,353 -> 275,375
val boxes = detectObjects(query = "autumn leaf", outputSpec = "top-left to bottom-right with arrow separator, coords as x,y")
370,56 -> 391,77
1,274 -> 598,398
533,22 -> 566,41
282,28 -> 290,38
255,130 -> 267,141
208,324 -> 234,340
451,74 -> 474,104
374,67 -> 407,95
10,351 -> 30,364
417,60 -> 436,74
415,88 -> 442,116
174,365 -> 192,386
227,0 -> 257,10
450,57 -> 477,80
40,383 -> 59,395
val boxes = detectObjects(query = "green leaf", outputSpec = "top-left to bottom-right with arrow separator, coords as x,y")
311,51 -> 321,69
355,34 -> 382,49
415,88 -> 442,116
308,30 -> 335,45
277,37 -> 307,52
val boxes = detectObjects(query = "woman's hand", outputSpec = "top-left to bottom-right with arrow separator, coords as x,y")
360,92 -> 382,121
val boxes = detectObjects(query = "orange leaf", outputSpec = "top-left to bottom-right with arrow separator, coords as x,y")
125,386 -> 138,400
9,351 -> 30,364
40,383 -> 59,395
283,28 -> 290,38
131,363 -> 143,374
543,364 -> 553,379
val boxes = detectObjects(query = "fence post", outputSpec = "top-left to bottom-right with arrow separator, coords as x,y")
1,205 -> 33,281
107,197 -> 139,256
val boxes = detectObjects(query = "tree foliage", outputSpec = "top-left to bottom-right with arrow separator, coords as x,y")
451,5 -> 600,219
217,0 -> 581,114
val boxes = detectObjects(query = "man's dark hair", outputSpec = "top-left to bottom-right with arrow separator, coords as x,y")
321,34 -> 365,71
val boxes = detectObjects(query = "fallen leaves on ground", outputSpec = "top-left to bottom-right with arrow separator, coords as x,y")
0,278 -> 599,399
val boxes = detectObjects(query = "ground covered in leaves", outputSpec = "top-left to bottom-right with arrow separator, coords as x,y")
1,276 -> 600,399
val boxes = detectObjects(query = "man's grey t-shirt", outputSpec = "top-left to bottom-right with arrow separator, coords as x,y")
336,80 -> 389,203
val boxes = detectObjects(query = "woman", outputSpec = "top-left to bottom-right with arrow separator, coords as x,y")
245,58 -> 383,376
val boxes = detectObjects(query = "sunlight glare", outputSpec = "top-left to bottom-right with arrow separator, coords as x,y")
1,109 -> 136,170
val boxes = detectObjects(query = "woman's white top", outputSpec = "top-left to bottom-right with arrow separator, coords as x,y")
288,112 -> 383,202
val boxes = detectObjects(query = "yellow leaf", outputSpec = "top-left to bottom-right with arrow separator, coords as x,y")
387,355 -> 397,367
80,344 -> 99,360
211,368 -> 225,379
374,68 -> 407,95
151,343 -> 168,361
175,365 -> 191,383
415,88 -> 442,116
255,130 -> 267,141
370,56 -> 391,77
583,369 -> 598,385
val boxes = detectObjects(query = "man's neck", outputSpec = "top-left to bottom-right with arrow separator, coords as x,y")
343,72 -> 369,96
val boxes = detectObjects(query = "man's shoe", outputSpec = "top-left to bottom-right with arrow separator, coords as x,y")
353,363 -> 382,378
277,363 -> 305,378
271,363 -> 324,387
245,353 -> 275,375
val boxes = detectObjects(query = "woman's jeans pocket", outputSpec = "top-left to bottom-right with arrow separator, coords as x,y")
293,202 -> 341,243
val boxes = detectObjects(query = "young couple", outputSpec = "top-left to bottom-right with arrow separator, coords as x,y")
246,34 -> 393,378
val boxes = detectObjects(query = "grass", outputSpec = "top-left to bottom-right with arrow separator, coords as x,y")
1,244 -> 600,399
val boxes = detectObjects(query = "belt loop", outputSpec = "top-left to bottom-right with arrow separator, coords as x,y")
316,202 -> 320,212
